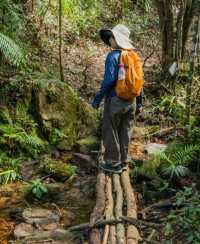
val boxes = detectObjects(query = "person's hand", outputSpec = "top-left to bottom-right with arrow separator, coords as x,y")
136,106 -> 142,115
91,100 -> 100,110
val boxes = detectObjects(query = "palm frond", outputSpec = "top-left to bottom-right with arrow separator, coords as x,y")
158,144 -> 198,179
172,145 -> 198,165
0,32 -> 26,68
162,164 -> 190,179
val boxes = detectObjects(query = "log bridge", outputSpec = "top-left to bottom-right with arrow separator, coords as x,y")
89,169 -> 141,244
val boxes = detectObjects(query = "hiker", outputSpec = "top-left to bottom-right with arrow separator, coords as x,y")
92,24 -> 144,174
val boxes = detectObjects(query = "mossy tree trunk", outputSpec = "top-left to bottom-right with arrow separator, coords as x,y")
185,14 -> 200,131
58,0 -> 64,82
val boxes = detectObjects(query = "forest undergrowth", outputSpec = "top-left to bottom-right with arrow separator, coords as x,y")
0,0 -> 199,243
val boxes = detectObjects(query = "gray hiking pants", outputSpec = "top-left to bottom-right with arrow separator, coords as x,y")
102,96 -> 136,164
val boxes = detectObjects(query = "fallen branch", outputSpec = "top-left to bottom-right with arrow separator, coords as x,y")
120,217 -> 163,230
139,197 -> 175,214
68,217 -> 163,232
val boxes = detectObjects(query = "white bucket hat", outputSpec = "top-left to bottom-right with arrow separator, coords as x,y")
100,24 -> 134,50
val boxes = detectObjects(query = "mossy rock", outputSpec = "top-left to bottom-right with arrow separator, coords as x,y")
34,79 -> 98,150
40,157 -> 77,181
76,135 -> 99,154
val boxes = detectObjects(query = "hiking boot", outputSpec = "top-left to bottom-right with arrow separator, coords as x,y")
99,162 -> 122,174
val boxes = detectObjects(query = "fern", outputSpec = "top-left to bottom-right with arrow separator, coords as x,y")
159,144 -> 198,179
20,131 -> 45,149
1,107 -> 13,125
0,123 -> 45,156
138,0 -> 151,11
0,32 -> 26,68
0,169 -> 18,184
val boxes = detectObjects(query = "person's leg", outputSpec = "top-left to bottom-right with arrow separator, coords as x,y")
118,100 -> 136,168
101,97 -> 122,172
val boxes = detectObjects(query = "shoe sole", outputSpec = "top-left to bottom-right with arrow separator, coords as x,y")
99,164 -> 122,174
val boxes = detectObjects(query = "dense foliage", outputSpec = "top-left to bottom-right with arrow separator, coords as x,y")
0,0 -> 199,243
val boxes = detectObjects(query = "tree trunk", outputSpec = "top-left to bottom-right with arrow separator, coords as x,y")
182,0 -> 200,58
154,0 -> 199,72
58,0 -> 64,82
155,0 -> 174,71
185,14 -> 200,129
175,1 -> 187,66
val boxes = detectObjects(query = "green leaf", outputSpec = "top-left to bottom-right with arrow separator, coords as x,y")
0,32 -> 26,68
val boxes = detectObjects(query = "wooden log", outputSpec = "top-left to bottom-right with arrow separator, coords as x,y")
113,174 -> 126,244
121,170 -> 141,244
89,171 -> 106,244
103,175 -> 116,244
102,225 -> 109,244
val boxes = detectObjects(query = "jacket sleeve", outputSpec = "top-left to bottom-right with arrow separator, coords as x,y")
92,52 -> 119,108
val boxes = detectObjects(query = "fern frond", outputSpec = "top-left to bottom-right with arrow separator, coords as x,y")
172,145 -> 198,165
0,169 -> 17,184
21,132 -> 45,149
1,107 -> 13,125
0,124 -> 18,137
0,32 -> 26,68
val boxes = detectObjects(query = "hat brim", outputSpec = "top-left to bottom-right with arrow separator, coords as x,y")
99,29 -> 113,46
100,28 -> 134,50
112,30 -> 134,50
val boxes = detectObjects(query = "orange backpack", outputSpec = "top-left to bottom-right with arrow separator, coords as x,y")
116,50 -> 144,101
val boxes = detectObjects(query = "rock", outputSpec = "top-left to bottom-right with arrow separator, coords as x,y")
0,197 -> 10,209
76,135 -> 99,154
46,183 -> 67,193
145,143 -> 167,155
61,210 -> 75,227
20,160 -> 39,181
22,208 -> 60,225
35,80 -> 98,150
41,222 -> 58,231
40,157 -> 77,181
14,223 -> 35,238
